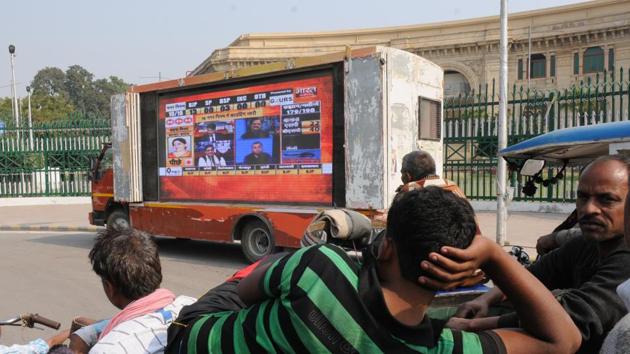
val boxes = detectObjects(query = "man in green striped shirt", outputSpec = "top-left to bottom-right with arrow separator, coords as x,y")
170,187 -> 580,354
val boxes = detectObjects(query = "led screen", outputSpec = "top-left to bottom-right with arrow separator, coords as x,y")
158,74 -> 334,204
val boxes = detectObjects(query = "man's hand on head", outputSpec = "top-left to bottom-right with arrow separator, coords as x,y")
417,234 -> 488,290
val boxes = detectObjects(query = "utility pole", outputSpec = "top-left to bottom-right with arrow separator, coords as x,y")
497,0 -> 509,245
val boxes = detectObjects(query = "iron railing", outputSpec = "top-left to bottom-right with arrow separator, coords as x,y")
0,117 -> 110,197
444,68 -> 630,202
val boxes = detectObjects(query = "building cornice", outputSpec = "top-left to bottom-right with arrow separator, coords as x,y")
192,0 -> 630,75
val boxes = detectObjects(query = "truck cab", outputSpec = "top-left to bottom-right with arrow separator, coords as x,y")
89,143 -> 129,230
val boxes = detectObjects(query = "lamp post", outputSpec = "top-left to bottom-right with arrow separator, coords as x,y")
26,86 -> 33,150
8,45 -> 20,129
9,44 -> 21,144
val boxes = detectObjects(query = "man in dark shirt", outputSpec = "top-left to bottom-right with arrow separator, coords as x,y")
444,156 -> 630,354
241,118 -> 269,139
243,141 -> 271,165
166,187 -> 580,354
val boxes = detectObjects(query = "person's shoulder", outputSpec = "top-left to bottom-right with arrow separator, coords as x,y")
91,313 -> 171,354
165,295 -> 197,315
291,244 -> 354,267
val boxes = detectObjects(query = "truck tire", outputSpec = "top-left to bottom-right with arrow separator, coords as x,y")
106,209 -> 130,232
241,220 -> 275,263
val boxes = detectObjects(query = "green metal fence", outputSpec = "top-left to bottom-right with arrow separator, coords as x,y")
444,68 -> 630,202
0,117 -> 110,197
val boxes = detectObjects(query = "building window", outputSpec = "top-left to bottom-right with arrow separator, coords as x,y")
583,46 -> 604,74
530,54 -> 546,78
444,71 -> 471,97
609,48 -> 615,71
518,59 -> 524,80
418,97 -> 441,141
574,53 -> 579,75
550,55 -> 556,77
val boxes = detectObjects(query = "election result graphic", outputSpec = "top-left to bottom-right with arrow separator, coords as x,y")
157,74 -> 334,205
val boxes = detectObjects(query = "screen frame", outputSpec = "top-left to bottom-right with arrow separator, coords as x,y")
142,64 -> 345,207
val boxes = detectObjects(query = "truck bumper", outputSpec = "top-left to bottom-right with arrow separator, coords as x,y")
89,211 -> 105,226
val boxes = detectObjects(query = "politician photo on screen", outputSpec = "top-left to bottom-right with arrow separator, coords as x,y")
242,141 -> 272,165
235,117 -> 278,165
240,118 -> 269,139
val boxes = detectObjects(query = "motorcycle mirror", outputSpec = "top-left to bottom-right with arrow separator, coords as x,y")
520,159 -> 545,176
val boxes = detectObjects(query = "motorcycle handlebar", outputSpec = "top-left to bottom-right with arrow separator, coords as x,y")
25,314 -> 61,330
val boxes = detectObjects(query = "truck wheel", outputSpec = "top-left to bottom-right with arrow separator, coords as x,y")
241,220 -> 275,263
106,210 -> 130,232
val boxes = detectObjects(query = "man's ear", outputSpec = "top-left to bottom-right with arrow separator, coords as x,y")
102,278 -> 116,299
402,172 -> 412,184
377,236 -> 395,262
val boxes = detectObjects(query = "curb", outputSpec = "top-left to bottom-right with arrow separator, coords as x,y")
0,225 -> 102,232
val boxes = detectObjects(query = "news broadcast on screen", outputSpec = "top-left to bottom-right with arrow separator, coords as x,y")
157,74 -> 334,204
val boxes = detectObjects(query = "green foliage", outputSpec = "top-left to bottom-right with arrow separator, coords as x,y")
0,97 -> 13,122
30,95 -> 76,123
8,65 -> 132,123
31,67 -> 67,98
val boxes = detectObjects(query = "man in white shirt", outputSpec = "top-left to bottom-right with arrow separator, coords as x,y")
69,229 -> 195,354
197,145 -> 226,167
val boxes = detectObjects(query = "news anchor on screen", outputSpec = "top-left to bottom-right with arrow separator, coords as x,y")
243,141 -> 271,165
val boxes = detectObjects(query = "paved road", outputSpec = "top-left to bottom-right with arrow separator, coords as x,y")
0,230 -> 248,346
0,208 -> 569,346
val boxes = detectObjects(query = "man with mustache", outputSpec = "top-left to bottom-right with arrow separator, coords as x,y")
438,156 -> 630,354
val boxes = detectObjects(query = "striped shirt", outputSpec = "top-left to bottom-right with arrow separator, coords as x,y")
88,295 -> 196,354
182,244 -> 505,354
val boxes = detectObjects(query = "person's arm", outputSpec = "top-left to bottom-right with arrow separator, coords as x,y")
440,236 -> 581,354
536,227 -> 581,256
69,319 -> 109,354
237,252 -> 291,306
237,259 -> 277,306
545,249 -> 630,349
0,339 -> 49,354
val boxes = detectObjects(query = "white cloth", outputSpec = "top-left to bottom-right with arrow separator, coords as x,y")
197,155 -> 226,167
0,339 -> 48,354
600,279 -> 630,354
85,295 -> 195,354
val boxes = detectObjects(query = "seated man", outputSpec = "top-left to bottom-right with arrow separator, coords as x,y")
167,187 -> 580,354
600,183 -> 630,354
396,150 -> 466,200
440,156 -> 630,353
69,229 -> 195,354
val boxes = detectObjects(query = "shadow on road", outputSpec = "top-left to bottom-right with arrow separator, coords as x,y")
154,237 -> 248,268
27,232 -> 249,268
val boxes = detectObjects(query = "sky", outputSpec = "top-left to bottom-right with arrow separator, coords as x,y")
1,0 -> 587,98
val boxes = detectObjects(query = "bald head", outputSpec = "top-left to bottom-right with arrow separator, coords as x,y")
401,151 -> 436,184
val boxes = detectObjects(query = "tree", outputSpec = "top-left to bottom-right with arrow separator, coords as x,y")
0,98 -> 13,122
65,65 -> 97,114
30,67 -> 67,98
31,95 -> 75,123
93,76 -> 130,118
12,66 -> 131,122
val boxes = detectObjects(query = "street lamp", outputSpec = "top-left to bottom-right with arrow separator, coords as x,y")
8,45 -> 20,130
26,86 -> 33,150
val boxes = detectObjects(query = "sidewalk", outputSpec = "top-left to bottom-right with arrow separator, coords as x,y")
0,203 -> 101,232
476,211 -> 569,250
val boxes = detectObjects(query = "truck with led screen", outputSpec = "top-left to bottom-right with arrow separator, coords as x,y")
89,47 -> 444,262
